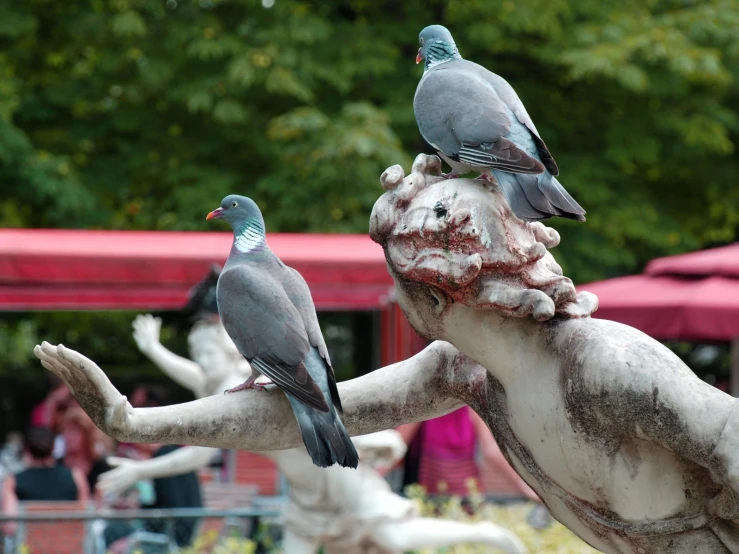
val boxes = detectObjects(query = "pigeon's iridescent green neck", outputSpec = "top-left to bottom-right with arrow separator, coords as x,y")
234,217 -> 266,254
424,40 -> 462,71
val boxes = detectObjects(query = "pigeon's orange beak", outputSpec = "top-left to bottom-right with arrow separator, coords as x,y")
416,48 -> 423,64
206,207 -> 224,220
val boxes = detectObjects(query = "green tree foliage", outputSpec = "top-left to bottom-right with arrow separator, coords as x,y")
1,1 -> 739,396
2,0 -> 738,279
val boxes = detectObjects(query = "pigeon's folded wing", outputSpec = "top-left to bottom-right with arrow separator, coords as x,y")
282,266 -> 344,413
414,63 -> 545,175
283,268 -> 330,364
218,265 -> 330,412
467,61 -> 559,176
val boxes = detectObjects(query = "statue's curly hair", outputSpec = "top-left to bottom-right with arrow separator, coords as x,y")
370,154 -> 597,321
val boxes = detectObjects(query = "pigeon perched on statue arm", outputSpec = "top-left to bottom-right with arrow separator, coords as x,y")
207,194 -> 358,469
282,266 -> 344,413
217,266 -> 329,412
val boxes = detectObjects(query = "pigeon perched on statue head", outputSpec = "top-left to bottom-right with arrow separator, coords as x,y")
414,24 -> 586,222
206,195 -> 359,469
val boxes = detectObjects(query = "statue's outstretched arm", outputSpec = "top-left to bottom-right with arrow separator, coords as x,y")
132,314 -> 206,395
33,341 -> 472,452
97,445 -> 219,495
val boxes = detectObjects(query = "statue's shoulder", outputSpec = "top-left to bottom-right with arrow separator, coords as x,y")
551,317 -> 688,390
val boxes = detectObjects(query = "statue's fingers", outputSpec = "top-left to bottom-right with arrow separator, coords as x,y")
35,345 -> 73,382
57,343 -> 112,396
38,341 -> 63,360
34,343 -> 59,365
53,343 -> 91,375
44,341 -> 83,375
97,475 -> 123,495
39,359 -> 73,391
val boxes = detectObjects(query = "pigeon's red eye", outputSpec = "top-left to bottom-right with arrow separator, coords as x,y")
231,201 -> 238,208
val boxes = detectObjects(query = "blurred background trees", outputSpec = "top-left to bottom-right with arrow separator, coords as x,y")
1,0 -> 738,414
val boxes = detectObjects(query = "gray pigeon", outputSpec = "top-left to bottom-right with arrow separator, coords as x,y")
206,195 -> 359,469
414,24 -> 586,222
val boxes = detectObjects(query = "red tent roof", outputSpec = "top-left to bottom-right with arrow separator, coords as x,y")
0,229 -> 393,311
578,275 -> 739,341
645,243 -> 739,278
578,243 -> 739,341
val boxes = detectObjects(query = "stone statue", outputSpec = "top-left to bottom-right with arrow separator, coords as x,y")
96,315 -> 252,493
272,431 -> 527,554
98,314 -> 526,554
33,154 -> 739,553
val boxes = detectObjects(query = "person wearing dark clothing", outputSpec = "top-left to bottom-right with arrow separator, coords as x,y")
142,445 -> 203,547
87,457 -> 113,494
1,427 -> 89,536
15,465 -> 78,501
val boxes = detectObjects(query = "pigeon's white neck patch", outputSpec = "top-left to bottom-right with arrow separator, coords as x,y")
425,40 -> 462,70
234,218 -> 265,253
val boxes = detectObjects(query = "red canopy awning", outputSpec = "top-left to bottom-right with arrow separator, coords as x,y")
0,229 -> 394,311
645,243 -> 739,278
578,275 -> 739,341
578,243 -> 739,341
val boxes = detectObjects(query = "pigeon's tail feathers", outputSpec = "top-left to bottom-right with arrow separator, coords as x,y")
493,172 -> 551,222
326,366 -> 343,414
492,171 -> 586,222
287,395 -> 359,469
538,173 -> 586,222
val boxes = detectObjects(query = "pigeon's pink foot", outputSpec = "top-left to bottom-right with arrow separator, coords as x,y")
224,375 -> 271,394
475,173 -> 494,182
441,172 -> 459,180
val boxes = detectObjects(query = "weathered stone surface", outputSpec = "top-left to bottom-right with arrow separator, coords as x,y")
33,155 -> 739,553
369,155 -> 739,554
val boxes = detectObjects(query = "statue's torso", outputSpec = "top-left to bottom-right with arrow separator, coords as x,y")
470,322 -> 735,553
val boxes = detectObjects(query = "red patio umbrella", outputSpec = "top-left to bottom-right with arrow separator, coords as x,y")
577,243 -> 739,394
645,243 -> 739,279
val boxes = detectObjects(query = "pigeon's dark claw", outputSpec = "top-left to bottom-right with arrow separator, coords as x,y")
441,172 -> 459,180
224,375 -> 272,394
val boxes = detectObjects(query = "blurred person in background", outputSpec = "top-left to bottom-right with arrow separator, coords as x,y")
0,433 -> 24,475
111,384 -> 170,463
102,385 -> 203,551
95,386 -> 165,552
133,384 -> 203,548
398,407 -> 539,501
1,427 -> 90,536
59,406 -> 115,497
137,442 -> 203,548
29,374 -> 74,458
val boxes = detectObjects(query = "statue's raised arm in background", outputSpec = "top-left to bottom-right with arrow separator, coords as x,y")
35,154 -> 739,554
96,314 -> 255,495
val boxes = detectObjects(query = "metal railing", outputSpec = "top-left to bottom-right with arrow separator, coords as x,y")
0,503 -> 285,554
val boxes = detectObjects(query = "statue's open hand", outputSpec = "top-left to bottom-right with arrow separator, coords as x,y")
33,342 -> 133,440
97,457 -> 141,495
132,314 -> 162,354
